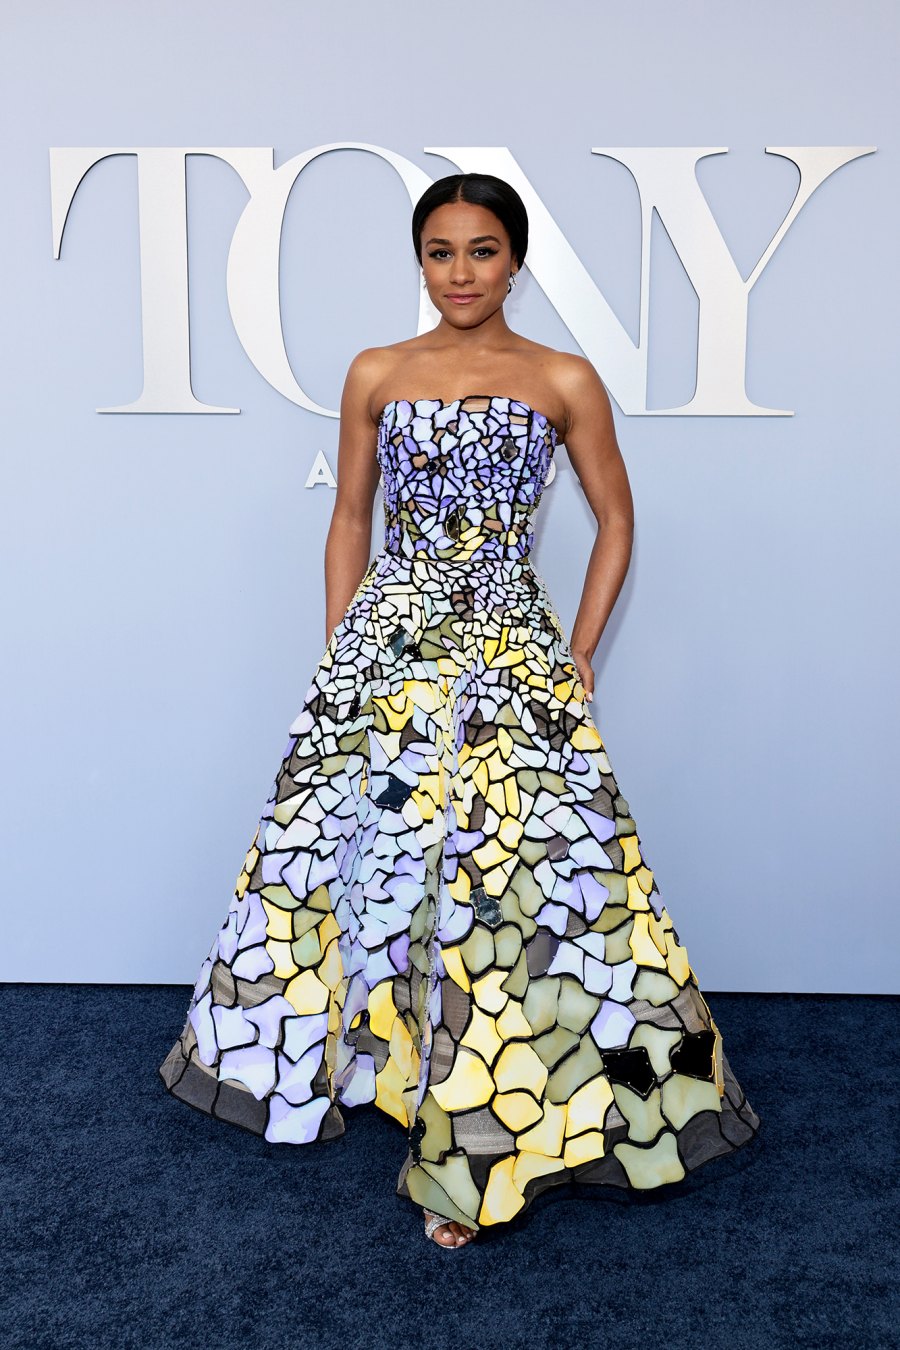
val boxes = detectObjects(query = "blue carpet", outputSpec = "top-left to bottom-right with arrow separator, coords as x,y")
2,987 -> 897,1349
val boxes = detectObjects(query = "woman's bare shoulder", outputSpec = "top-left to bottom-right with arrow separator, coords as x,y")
549,350 -> 608,398
351,336 -> 430,368
345,343 -> 407,379
342,345 -> 409,422
510,346 -> 608,441
346,337 -> 445,420
546,352 -> 610,433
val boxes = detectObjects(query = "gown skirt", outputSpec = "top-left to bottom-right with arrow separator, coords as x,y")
159,394 -> 761,1231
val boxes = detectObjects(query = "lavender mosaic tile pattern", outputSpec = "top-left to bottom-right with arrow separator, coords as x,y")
160,395 -> 760,1229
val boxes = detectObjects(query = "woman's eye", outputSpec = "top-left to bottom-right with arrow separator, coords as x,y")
427,248 -> 498,259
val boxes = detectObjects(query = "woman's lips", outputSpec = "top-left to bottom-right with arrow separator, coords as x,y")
447,295 -> 481,305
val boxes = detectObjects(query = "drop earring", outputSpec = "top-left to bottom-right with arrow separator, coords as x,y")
507,272 -> 518,294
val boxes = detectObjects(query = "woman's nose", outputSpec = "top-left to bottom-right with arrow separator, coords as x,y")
449,260 -> 475,283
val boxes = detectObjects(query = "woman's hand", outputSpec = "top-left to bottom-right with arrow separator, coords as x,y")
572,647 -> 595,701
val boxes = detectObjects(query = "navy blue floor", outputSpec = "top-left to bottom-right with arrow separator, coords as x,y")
2,986 -> 897,1349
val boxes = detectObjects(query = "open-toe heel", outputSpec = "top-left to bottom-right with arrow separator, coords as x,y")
424,1209 -> 477,1248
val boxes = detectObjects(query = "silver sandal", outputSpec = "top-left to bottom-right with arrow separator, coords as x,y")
423,1209 -> 477,1247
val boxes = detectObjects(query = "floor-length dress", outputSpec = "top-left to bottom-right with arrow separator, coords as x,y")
159,393 -> 761,1231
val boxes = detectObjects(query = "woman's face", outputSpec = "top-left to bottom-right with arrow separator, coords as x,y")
419,200 -> 516,326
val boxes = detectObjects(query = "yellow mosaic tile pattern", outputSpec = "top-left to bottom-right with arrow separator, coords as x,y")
160,396 -> 760,1229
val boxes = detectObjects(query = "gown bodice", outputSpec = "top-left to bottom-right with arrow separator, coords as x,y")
377,394 -> 558,563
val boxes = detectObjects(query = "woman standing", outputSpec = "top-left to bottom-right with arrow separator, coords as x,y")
160,172 -> 760,1249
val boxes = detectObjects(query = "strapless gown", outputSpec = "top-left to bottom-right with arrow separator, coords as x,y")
159,393 -> 761,1230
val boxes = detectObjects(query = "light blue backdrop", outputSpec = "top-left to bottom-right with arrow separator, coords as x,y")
2,0 -> 896,991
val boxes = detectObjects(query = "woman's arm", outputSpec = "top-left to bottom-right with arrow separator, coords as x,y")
323,351 -> 385,642
555,356 -> 635,700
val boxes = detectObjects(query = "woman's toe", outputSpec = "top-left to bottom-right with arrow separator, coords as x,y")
424,1211 -> 476,1246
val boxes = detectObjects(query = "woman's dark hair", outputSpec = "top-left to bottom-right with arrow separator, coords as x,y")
411,173 -> 528,271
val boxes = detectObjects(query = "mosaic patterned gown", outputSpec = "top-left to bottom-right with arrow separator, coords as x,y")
160,393 -> 761,1230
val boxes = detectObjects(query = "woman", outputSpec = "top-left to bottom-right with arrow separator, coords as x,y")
160,172 -> 761,1250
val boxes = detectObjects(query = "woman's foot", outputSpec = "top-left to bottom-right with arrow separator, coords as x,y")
424,1209 -> 477,1248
